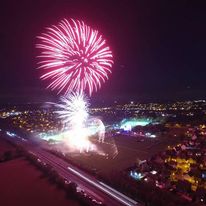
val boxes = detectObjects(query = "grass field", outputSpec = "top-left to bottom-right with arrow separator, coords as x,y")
0,158 -> 80,206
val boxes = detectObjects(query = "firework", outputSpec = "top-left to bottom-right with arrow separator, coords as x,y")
36,19 -> 113,95
53,92 -> 94,152
55,92 -> 89,128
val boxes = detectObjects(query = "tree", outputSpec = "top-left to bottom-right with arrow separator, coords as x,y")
3,151 -> 12,161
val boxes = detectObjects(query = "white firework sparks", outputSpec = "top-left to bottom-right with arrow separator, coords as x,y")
55,92 -> 89,128
46,93 -> 106,153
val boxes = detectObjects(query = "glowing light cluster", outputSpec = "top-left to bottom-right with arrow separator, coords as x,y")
36,19 -> 113,95
120,118 -> 151,131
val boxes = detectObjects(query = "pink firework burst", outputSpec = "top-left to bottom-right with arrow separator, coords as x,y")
36,19 -> 113,95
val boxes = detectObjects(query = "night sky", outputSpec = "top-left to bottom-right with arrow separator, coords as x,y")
0,0 -> 206,103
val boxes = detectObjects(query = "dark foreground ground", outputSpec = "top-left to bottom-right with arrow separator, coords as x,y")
0,137 -> 80,206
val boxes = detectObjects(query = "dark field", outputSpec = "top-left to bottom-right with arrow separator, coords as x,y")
70,132 -> 182,176
0,158 -> 80,206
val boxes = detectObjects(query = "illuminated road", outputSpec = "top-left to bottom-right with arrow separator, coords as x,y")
3,131 -> 142,206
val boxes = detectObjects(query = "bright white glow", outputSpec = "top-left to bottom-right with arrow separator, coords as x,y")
64,129 -> 93,152
151,170 -> 157,175
130,171 -> 144,180
6,131 -> 16,137
53,92 -> 91,152
39,117 -> 106,153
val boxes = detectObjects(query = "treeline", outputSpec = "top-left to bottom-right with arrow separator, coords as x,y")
0,150 -> 21,162
0,138 -> 22,162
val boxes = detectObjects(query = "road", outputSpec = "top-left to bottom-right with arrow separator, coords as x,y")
3,131 -> 142,206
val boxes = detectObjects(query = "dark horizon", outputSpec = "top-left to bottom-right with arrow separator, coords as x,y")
0,87 -> 205,106
0,0 -> 206,102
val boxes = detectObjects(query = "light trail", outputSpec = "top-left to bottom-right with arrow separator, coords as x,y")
98,181 -> 138,204
67,166 -> 138,206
